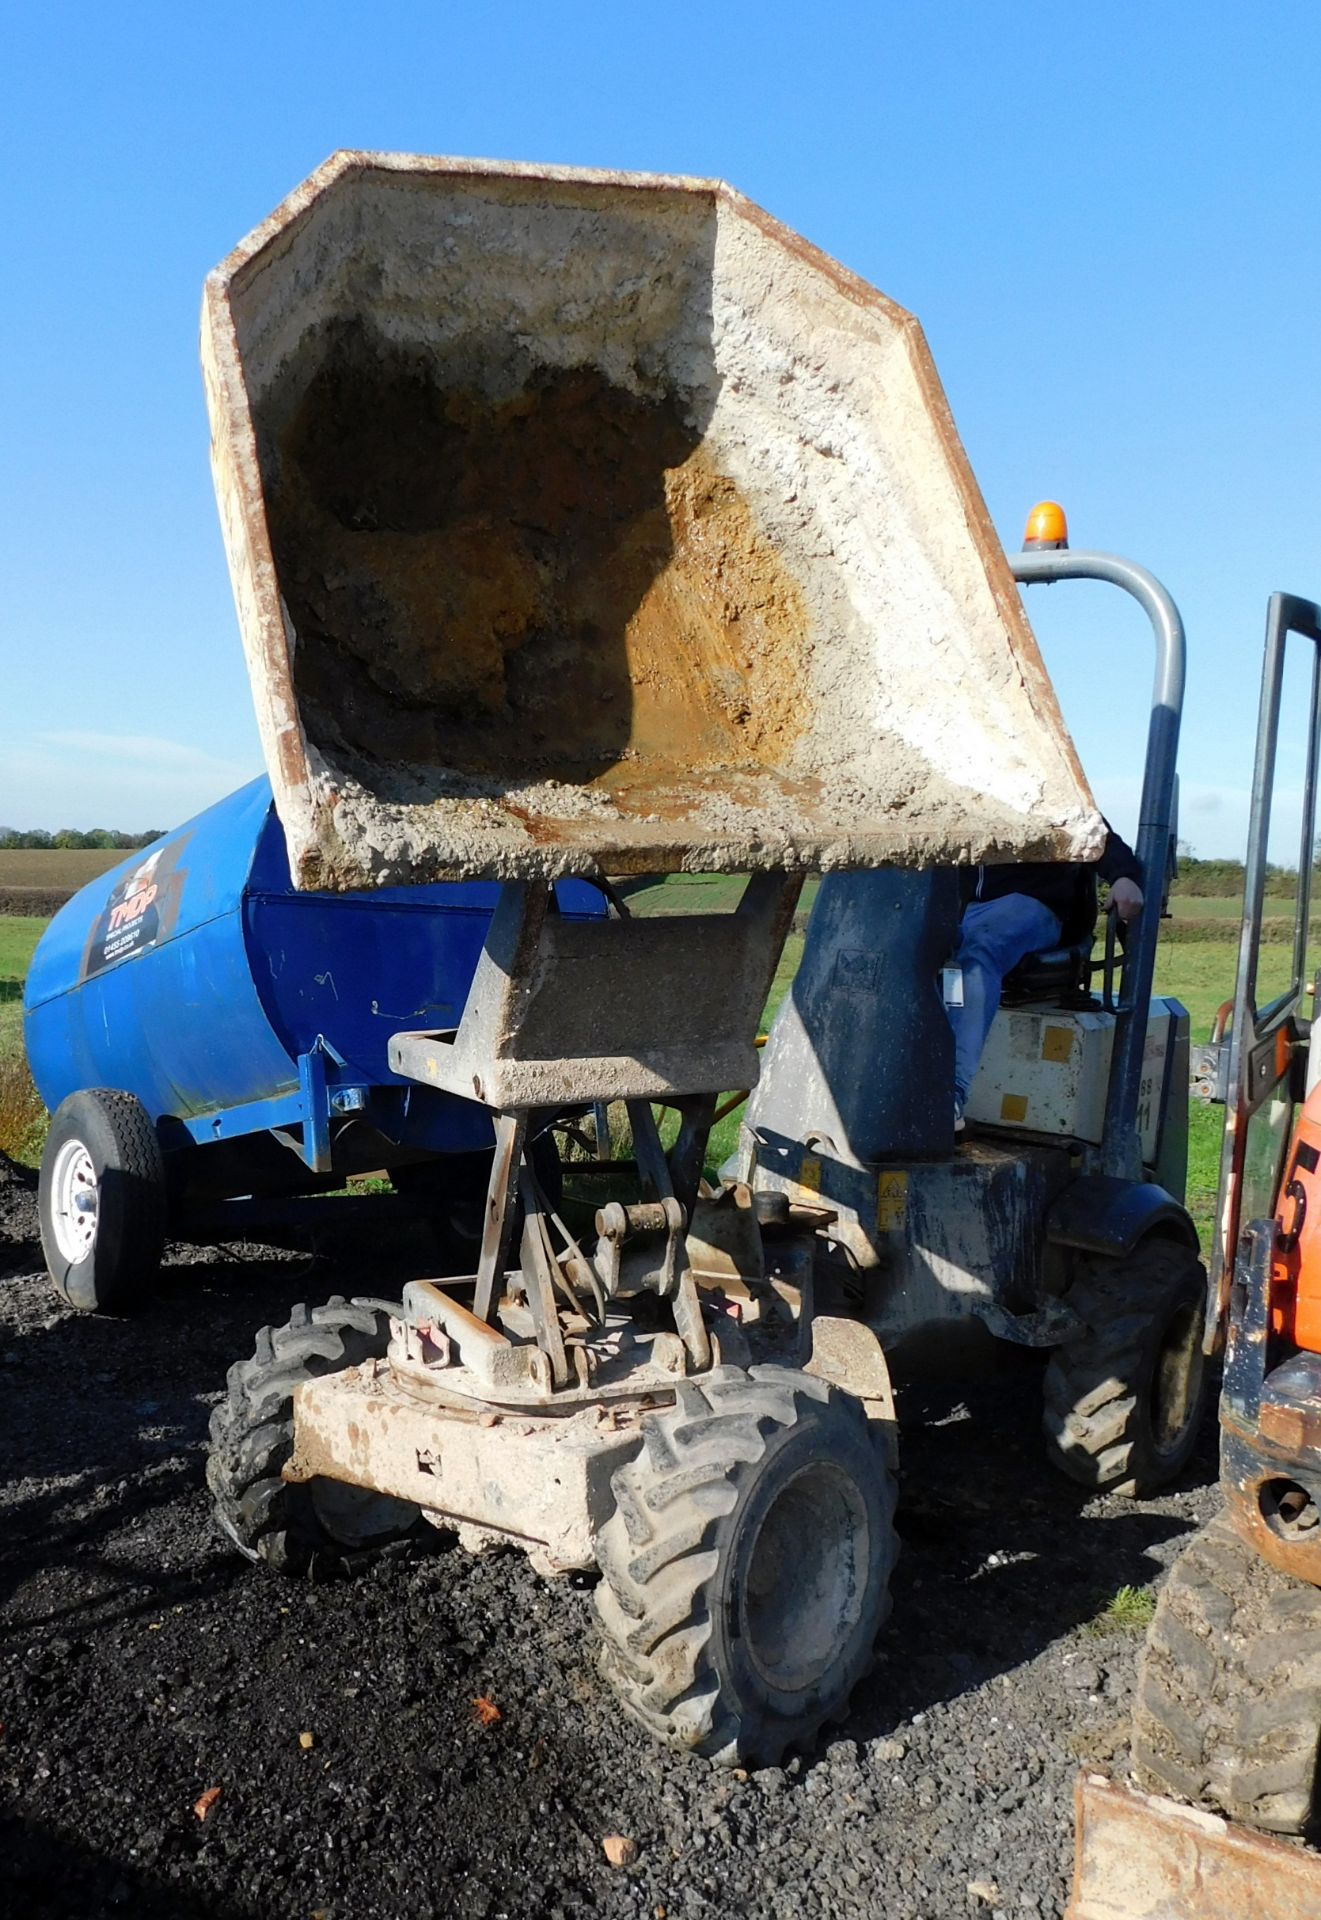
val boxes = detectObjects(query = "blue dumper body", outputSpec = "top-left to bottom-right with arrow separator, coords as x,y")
25,777 -> 602,1192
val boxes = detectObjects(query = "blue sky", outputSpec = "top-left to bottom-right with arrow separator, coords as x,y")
2,3 -> 1318,856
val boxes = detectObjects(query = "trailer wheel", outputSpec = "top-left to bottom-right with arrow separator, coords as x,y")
39,1088 -> 166,1313
390,1150 -> 493,1271
391,1133 -> 563,1272
1042,1236 -> 1208,1496
594,1365 -> 897,1766
1133,1514 -> 1321,1835
208,1298 -> 422,1578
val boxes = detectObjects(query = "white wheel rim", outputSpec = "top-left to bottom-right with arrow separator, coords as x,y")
51,1140 -> 99,1264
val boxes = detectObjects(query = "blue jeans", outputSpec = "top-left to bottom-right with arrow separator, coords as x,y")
948,894 -> 1063,1108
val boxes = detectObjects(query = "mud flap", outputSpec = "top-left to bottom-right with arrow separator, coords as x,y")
1066,1774 -> 1321,1919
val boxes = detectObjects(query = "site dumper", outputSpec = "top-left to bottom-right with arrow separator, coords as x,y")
201,151 -> 1106,1761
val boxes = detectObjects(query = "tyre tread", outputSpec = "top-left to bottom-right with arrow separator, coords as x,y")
1042,1236 -> 1207,1496
594,1367 -> 896,1767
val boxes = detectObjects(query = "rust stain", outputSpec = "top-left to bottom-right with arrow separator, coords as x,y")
263,327 -> 808,799
1222,1417 -> 1321,1584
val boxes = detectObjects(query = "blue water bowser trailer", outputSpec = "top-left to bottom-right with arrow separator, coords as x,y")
24,775 -> 602,1310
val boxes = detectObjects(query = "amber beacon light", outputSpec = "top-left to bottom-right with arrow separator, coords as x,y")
1022,500 -> 1069,550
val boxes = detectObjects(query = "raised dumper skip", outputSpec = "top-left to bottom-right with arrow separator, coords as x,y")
28,153 -> 1206,1767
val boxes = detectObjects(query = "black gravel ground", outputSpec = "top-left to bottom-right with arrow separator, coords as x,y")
0,1160 -> 1221,1920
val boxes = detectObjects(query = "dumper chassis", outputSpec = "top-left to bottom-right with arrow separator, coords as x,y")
207,872 -> 902,1763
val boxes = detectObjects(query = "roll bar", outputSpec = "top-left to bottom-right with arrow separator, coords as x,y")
1010,549 -> 1186,1179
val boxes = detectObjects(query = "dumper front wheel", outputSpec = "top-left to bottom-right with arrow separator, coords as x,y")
1133,1514 -> 1321,1835
1042,1237 -> 1208,1496
594,1365 -> 896,1766
39,1088 -> 166,1313
208,1298 -> 422,1577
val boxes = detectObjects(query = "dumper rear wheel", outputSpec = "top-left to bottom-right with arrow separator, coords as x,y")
208,1298 -> 422,1577
1133,1513 -> 1321,1835
39,1088 -> 166,1313
1042,1237 -> 1208,1496
594,1365 -> 896,1766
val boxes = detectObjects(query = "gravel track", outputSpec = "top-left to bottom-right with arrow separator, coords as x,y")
0,1162 -> 1221,1920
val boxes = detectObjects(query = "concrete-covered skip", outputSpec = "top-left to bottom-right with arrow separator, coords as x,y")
202,151 -> 1103,889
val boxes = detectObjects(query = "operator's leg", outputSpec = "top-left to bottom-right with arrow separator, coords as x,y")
949,894 -> 1063,1115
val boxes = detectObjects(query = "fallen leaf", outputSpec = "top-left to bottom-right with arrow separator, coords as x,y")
298,1731 -> 315,1750
193,1787 -> 222,1822
472,1696 -> 502,1727
603,1834 -> 638,1868
967,1881 -> 1000,1907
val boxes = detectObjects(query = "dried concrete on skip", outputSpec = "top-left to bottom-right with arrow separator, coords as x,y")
203,153 -> 1103,888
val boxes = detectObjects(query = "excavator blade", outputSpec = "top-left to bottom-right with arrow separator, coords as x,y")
1067,1774 -> 1321,1920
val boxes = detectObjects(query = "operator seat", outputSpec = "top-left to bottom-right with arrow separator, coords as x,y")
1000,937 -> 1094,1006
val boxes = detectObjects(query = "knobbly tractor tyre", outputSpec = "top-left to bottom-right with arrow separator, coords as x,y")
208,1298 -> 423,1578
1132,1514 -> 1321,1836
1042,1235 -> 1208,1496
594,1365 -> 897,1766
38,1088 -> 166,1314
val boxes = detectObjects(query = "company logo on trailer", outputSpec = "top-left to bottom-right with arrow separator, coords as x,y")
80,834 -> 193,980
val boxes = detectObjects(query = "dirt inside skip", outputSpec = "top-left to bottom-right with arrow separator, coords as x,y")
264,326 -> 808,796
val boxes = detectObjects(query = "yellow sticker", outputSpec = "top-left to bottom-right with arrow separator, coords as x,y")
876,1170 -> 908,1233
1000,1093 -> 1029,1123
799,1155 -> 822,1194
1041,1026 -> 1074,1064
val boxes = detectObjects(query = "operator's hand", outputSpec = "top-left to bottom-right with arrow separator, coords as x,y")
1106,877 -> 1144,924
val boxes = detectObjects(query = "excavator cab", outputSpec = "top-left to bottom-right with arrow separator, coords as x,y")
1197,592 -> 1321,1581
1069,595 -> 1321,1920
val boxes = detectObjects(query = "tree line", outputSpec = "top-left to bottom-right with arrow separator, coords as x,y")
1173,841 -> 1321,899
0,827 -> 165,851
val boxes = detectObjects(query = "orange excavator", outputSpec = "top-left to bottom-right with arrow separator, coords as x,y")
1068,593 -> 1321,1918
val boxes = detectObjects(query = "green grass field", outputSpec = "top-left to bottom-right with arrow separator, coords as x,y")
0,899 -> 1291,1256
622,872 -> 822,921
0,917 -> 50,981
